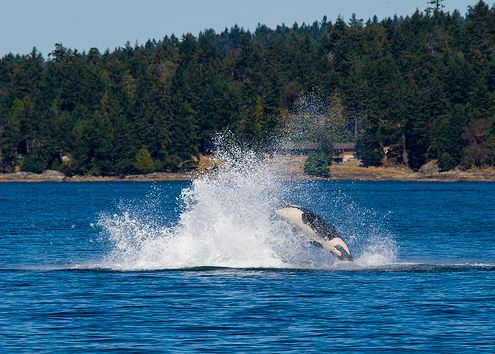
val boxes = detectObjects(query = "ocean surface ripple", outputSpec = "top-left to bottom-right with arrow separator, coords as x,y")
1,142 -> 494,352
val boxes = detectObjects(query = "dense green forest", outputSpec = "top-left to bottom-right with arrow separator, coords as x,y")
1,0 -> 495,175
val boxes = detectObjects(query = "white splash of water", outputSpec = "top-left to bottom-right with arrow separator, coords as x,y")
96,132 -> 397,270
97,136 -> 310,269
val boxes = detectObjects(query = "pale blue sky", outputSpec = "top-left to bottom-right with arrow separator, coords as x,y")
0,0 -> 486,58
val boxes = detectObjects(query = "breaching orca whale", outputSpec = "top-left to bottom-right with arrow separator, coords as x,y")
275,204 -> 353,261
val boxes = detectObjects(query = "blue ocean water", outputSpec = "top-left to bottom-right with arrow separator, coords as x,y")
1,175 -> 494,352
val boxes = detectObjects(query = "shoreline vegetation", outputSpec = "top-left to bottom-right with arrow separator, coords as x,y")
2,156 -> 494,182
2,2 -> 495,179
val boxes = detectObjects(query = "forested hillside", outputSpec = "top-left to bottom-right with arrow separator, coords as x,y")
1,0 -> 495,175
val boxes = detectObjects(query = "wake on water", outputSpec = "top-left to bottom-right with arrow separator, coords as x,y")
96,133 -> 398,271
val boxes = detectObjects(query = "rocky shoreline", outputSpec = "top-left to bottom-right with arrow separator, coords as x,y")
327,165 -> 495,182
1,164 -> 495,183
0,170 -> 195,182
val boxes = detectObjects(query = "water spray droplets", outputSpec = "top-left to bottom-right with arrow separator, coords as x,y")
97,127 -> 397,270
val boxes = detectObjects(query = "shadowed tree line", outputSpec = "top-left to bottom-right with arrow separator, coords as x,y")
1,0 -> 495,175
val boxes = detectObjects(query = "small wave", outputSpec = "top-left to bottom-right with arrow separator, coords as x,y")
3,261 -> 494,274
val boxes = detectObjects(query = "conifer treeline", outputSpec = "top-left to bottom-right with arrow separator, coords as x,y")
1,1 -> 495,175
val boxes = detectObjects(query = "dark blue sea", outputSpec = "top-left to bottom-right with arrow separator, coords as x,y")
1,167 -> 494,352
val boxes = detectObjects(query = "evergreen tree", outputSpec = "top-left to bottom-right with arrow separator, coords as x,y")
135,146 -> 155,173
1,6 -> 495,175
430,105 -> 467,171
427,0 -> 445,14
304,151 -> 331,177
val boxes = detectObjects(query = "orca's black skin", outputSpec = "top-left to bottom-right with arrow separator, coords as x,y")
277,204 -> 354,261
299,207 -> 341,241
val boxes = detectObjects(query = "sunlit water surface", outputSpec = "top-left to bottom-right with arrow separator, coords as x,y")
1,156 -> 494,353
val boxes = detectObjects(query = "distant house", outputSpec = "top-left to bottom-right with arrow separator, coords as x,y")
265,142 -> 356,162
332,143 -> 356,163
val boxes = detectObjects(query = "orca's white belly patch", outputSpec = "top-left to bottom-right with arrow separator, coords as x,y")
275,204 -> 353,261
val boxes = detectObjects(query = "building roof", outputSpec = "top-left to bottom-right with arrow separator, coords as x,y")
333,142 -> 356,150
